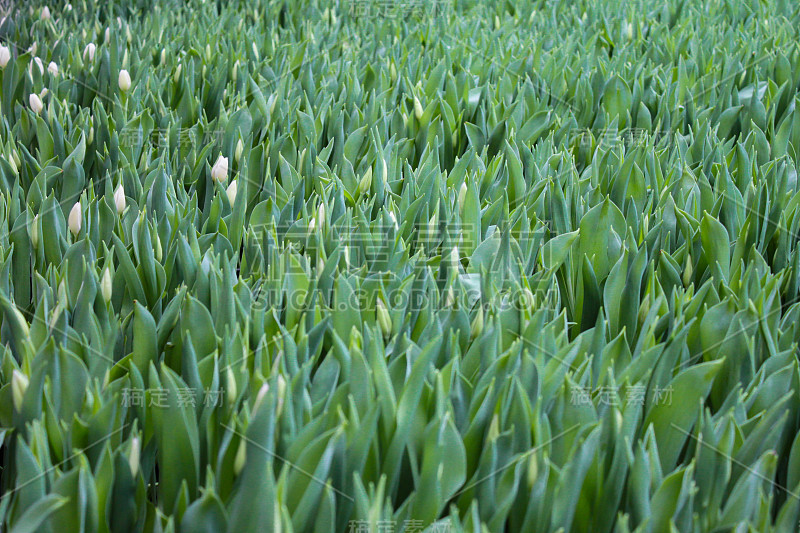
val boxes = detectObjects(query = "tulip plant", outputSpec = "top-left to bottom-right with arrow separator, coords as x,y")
1,1 -> 800,532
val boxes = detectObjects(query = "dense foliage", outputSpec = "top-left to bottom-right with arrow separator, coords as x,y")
1,0 -> 800,531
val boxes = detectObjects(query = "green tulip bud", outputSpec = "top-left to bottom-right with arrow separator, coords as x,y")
682,252 -> 693,287
234,439 -> 246,475
12,370 -> 29,412
225,367 -> 237,406
377,298 -> 392,338
357,167 -> 372,197
29,214 -> 39,248
470,306 -> 484,338
234,138 -> 244,164
526,451 -> 538,488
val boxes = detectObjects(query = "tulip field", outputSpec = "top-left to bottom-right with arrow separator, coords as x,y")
2,0 -> 800,531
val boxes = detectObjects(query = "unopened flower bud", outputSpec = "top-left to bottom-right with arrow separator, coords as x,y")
357,167 -> 372,196
233,439 -> 246,475
29,93 -> 43,114
226,180 -> 238,206
682,253 -> 693,288
30,214 -> 39,248
83,43 -> 96,62
470,306 -> 484,338
114,184 -> 126,214
12,370 -> 29,412
251,383 -> 269,417
101,268 -> 113,302
234,138 -> 244,164
68,202 -> 82,236
211,155 -> 228,183
377,299 -> 392,338
0,45 -> 10,68
118,69 -> 131,92
226,367 -> 237,405
413,96 -> 423,120
128,436 -> 140,476
276,375 -> 286,417
457,182 -> 468,212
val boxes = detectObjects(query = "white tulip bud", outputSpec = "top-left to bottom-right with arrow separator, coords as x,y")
457,182 -> 468,212
29,93 -> 44,114
39,88 -> 48,99
104,27 -> 110,44
276,375 -> 286,417
8,152 -> 18,175
128,436 -> 140,476
444,287 -> 455,307
173,63 -> 182,83
413,96 -> 423,120
211,155 -> 228,183
101,268 -> 113,302
12,370 -> 29,412
376,298 -> 392,338
251,383 -> 269,417
160,48 -> 166,65
113,184 -> 126,214
0,45 -> 10,68
83,43 -> 96,62
520,288 -> 534,309
47,61 -> 58,76
388,210 -> 398,229
68,202 -> 82,236
118,69 -> 131,92
234,138 -> 244,164
232,60 -> 238,82
33,57 -> 44,75
41,6 -> 51,20
450,246 -> 460,271
225,180 -> 238,206
317,203 -> 326,226
66,3 -> 72,11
